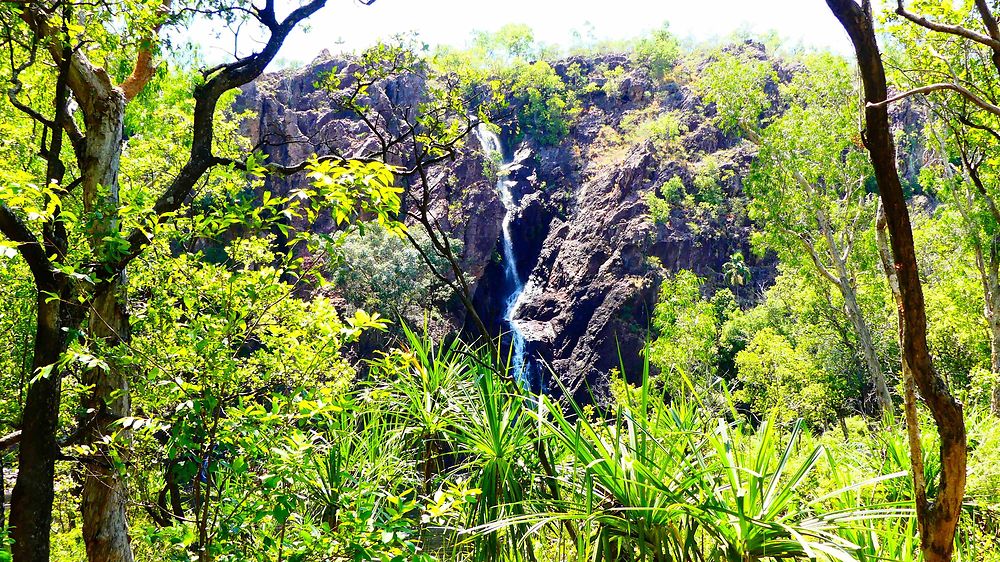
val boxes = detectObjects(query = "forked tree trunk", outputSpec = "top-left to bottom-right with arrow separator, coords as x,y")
826,2 -> 967,560
3,3 -> 329,560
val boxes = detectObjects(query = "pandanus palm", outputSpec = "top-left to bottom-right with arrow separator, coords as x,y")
534,367 -> 910,561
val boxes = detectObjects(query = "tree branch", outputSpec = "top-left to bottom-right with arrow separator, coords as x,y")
115,0 -> 330,271
0,204 -> 53,287
869,82 -> 1000,116
896,1 -> 1000,50
120,0 -> 173,102
0,430 -> 21,451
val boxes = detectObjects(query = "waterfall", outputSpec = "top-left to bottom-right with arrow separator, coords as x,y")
475,124 -> 532,387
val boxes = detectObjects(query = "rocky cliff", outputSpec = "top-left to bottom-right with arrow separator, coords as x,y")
236,47 -> 775,403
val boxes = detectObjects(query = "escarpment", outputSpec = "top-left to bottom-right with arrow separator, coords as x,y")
236,46 -> 778,402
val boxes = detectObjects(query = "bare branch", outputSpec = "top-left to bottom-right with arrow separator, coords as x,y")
0,430 -> 21,450
896,1 -> 1000,49
869,82 -> 1000,116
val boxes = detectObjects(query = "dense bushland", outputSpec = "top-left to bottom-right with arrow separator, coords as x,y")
2,1 -> 1000,561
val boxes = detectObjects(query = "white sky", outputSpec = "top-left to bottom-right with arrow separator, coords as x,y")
190,0 -> 857,65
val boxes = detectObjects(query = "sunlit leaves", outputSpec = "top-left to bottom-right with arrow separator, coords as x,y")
697,51 -> 776,136
303,157 -> 403,231
648,270 -> 721,394
0,181 -> 64,225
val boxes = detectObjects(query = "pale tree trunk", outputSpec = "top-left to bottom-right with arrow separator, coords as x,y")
744,123 -> 893,412
79,88 -> 134,562
82,287 -> 132,562
964,204 -> 1000,419
840,282 -> 893,412
941,132 -> 1000,417
819,198 -> 893,412
4,2 -> 329,560
969,234 -> 1000,416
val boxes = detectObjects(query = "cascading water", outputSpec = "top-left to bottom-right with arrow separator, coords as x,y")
475,124 -> 533,387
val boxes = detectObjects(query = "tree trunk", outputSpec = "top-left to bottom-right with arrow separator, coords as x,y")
81,286 -> 133,562
10,290 -> 81,562
80,89 -> 134,562
746,122 -> 893,412
991,321 -> 1000,415
9,47 -> 80,561
825,2 -> 967,560
878,202 -> 928,532
841,279 -> 893,412
821,205 -> 892,412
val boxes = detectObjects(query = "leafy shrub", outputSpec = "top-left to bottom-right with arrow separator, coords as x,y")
621,107 -> 684,148
430,26 -> 579,145
648,270 -> 720,392
326,224 -> 463,328
472,23 -> 538,62
734,328 -> 844,427
600,65 -> 627,97
692,155 -> 725,206
696,51 -> 776,133
645,176 -> 685,224
508,60 -> 581,145
631,22 -> 681,81
645,189 -> 673,224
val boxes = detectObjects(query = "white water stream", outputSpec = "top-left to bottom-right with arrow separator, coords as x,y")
475,124 -> 531,386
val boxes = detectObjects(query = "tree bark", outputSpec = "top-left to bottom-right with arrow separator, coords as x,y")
840,272 -> 893,411
821,199 -> 893,412
826,2 -> 967,560
983,239 -> 1000,416
817,189 -> 892,412
10,290 -> 83,562
82,286 -> 133,562
878,202 -> 928,531
79,85 -> 134,562
8,40 -> 79,561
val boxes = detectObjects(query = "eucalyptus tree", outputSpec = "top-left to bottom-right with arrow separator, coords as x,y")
698,51 -> 894,412
884,0 -> 1000,416
826,1 -> 967,559
0,1 -> 386,561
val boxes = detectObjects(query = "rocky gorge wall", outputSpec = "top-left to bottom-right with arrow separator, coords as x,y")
235,47 -> 777,403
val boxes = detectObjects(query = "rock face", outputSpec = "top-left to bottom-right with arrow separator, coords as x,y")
481,52 -> 773,403
235,55 -> 504,289
237,47 -> 775,403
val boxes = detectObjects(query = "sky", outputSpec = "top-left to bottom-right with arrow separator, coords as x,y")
191,0 -> 858,65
